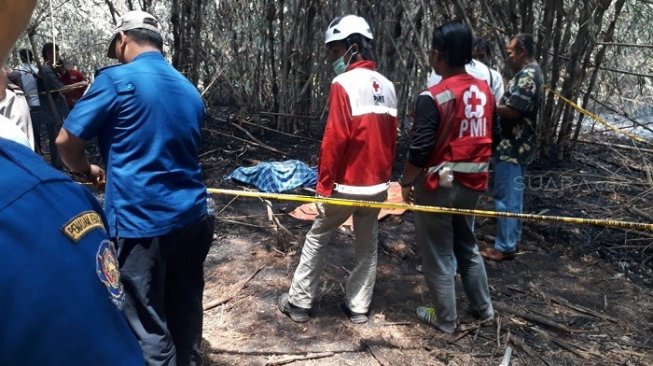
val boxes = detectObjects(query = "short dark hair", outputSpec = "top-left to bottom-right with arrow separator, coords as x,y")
514,33 -> 536,57
124,28 -> 163,51
473,38 -> 493,59
431,22 -> 473,68
41,42 -> 59,60
343,34 -> 373,61
19,48 -> 33,63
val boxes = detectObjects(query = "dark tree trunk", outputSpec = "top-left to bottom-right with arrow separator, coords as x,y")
171,0 -> 203,84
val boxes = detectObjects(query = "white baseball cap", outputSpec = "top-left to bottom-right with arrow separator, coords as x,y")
107,11 -> 161,58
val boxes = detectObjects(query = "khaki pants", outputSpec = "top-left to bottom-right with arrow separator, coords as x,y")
288,191 -> 386,314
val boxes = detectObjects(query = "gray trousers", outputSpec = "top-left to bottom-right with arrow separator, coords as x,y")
288,191 -> 386,314
414,180 -> 492,333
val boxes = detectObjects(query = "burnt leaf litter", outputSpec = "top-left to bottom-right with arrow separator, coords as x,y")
63,109 -> 651,365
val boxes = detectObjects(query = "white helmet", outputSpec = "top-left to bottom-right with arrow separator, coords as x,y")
324,15 -> 373,45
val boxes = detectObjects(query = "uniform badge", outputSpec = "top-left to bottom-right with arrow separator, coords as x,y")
96,240 -> 126,310
62,211 -> 105,242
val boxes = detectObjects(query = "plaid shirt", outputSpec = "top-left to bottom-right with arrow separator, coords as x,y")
227,160 -> 317,193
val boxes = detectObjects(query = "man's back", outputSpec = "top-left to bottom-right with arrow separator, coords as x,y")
316,60 -> 397,196
63,51 -> 207,238
15,62 -> 40,107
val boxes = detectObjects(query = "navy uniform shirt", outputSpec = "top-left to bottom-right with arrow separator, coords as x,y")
0,138 -> 144,366
63,51 -> 208,238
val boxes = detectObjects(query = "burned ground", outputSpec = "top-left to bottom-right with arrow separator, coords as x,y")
77,110 -> 651,365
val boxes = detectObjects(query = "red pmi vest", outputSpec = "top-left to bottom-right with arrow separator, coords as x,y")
423,74 -> 495,191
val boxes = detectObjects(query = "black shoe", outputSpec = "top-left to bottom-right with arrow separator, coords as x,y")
278,293 -> 310,323
340,303 -> 368,324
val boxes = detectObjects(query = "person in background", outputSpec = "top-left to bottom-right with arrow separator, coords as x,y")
56,10 -> 214,366
480,34 -> 544,261
278,14 -> 398,324
0,1 -> 145,365
55,58 -> 88,108
427,55 -> 504,102
39,42 -> 69,168
0,68 -> 34,149
15,48 -> 43,152
399,22 -> 499,334
472,37 -> 504,101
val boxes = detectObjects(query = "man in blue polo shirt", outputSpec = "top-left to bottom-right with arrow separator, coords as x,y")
56,10 -> 213,366
0,1 -> 144,365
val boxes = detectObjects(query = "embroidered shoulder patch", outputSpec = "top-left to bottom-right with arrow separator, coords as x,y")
62,211 -> 105,242
96,240 -> 125,310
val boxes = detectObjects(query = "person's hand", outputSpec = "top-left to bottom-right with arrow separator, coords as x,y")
401,185 -> 414,205
87,164 -> 106,192
77,80 -> 89,88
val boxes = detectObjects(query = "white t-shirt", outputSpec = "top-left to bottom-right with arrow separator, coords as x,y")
0,115 -> 31,149
427,59 -> 504,101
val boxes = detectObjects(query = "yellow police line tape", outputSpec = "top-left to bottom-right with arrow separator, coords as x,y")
207,188 -> 653,232
544,85 -> 651,145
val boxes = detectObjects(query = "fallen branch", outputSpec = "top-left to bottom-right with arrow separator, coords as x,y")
550,296 -> 620,324
576,139 -> 653,154
231,122 -> 288,156
241,118 -> 320,143
532,327 -> 601,360
265,352 -> 335,366
260,111 -> 319,120
619,339 -> 653,351
494,303 -> 571,333
499,345 -> 513,366
204,265 -> 264,311
376,321 -> 413,326
550,338 -> 590,360
527,283 -> 619,324
496,314 -> 502,350
365,344 -> 388,366
216,217 -> 274,228
261,199 -> 297,250
452,329 -> 473,343
510,336 -> 552,366
628,206 -> 653,222
214,195 -> 239,218
203,128 -> 287,156
595,41 -> 653,49
198,148 -> 223,158
200,67 -> 224,97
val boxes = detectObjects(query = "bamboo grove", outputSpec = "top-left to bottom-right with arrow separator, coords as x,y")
15,0 -> 653,161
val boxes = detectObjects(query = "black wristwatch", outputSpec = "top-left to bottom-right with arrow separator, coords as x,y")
399,179 -> 413,188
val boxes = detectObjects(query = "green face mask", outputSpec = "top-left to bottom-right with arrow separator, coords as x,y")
332,45 -> 356,75
332,57 -> 347,75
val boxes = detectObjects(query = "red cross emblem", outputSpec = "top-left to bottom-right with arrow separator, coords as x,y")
372,81 -> 380,92
463,85 -> 487,118
467,91 -> 482,110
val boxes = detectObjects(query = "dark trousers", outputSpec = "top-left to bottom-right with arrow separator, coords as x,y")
43,117 -> 62,168
116,215 -> 214,366
29,107 -> 43,154
33,107 -> 63,168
